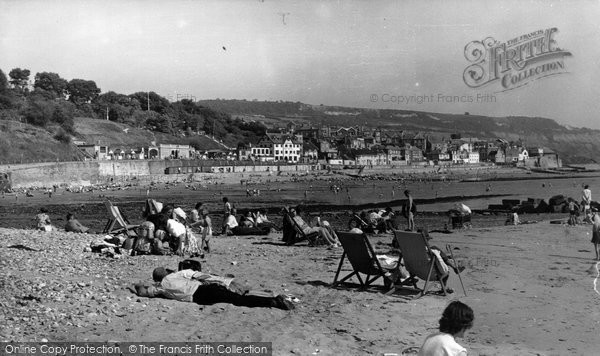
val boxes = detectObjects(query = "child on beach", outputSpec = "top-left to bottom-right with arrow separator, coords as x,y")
419,300 -> 474,356
591,209 -> 600,261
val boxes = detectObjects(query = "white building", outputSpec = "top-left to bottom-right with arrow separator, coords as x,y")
253,132 -> 303,162
468,151 -> 480,164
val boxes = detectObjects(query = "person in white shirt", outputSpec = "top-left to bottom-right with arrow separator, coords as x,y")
166,217 -> 187,256
223,210 -> 239,235
582,185 -> 592,222
419,301 -> 474,356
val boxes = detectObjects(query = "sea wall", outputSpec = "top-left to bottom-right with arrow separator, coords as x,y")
0,160 -> 322,188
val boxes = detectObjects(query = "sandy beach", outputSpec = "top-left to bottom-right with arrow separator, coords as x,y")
1,219 -> 599,355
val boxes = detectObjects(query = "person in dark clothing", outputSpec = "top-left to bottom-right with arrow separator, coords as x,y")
134,267 -> 294,310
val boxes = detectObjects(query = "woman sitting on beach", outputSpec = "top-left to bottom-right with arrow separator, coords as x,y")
419,300 -> 474,356
347,211 -> 375,234
254,210 -> 277,231
168,207 -> 200,257
290,208 -> 340,247
348,219 -> 363,234
35,207 -> 53,232
240,211 -> 255,228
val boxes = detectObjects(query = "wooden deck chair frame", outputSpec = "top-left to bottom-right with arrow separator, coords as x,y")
392,230 -> 449,298
103,200 -> 139,236
333,231 -> 398,293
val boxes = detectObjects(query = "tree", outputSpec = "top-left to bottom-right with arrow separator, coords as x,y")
0,69 -> 8,91
34,72 -> 68,99
51,102 -> 75,133
67,79 -> 100,104
92,91 -> 140,122
129,91 -> 171,114
8,68 -> 30,92
21,99 -> 53,127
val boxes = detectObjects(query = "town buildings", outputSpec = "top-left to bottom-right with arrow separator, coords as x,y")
76,123 -> 562,169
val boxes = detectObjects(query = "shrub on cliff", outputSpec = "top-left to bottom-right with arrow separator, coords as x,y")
53,128 -> 71,144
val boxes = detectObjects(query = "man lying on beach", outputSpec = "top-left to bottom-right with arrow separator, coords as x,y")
134,267 -> 294,310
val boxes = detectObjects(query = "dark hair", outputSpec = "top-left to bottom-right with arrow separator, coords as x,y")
66,213 -> 74,220
585,185 -> 590,189
195,202 -> 203,210
40,207 -> 48,213
223,197 -> 228,203
161,203 -> 175,215
439,301 -> 474,335
404,190 -> 410,196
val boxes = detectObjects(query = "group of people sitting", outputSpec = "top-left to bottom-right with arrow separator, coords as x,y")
34,207 -> 90,233
346,207 -> 398,234
282,206 -> 341,247
221,208 -> 276,237
136,201 -> 212,257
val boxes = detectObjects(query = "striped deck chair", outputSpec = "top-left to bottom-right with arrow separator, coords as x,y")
103,200 -> 139,236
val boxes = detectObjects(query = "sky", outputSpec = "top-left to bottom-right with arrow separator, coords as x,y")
1,0 -> 599,128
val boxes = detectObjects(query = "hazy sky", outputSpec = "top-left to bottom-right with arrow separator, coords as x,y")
1,0 -> 599,128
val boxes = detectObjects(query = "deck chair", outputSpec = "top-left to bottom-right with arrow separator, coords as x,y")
289,214 -> 319,245
392,230 -> 450,297
103,200 -> 139,236
333,231 -> 400,293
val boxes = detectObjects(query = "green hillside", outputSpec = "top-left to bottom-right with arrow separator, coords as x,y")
0,117 -> 228,164
0,120 -> 81,163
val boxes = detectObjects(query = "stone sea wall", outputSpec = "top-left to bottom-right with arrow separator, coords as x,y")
0,160 -> 323,188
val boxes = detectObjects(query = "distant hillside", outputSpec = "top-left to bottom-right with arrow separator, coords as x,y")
0,120 -> 81,163
74,117 -> 228,150
197,99 -> 599,164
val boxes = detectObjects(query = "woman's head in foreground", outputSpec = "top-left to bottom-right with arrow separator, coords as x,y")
439,300 -> 474,336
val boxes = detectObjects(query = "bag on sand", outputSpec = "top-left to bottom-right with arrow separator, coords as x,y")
179,258 -> 202,272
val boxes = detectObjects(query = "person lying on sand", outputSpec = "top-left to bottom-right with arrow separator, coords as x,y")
419,300 -> 474,356
64,213 -> 89,233
134,267 -> 294,310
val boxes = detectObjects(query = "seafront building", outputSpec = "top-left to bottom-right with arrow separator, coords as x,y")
73,124 -> 562,169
